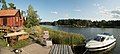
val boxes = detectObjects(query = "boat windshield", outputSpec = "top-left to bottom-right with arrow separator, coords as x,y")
93,36 -> 105,42
100,33 -> 112,36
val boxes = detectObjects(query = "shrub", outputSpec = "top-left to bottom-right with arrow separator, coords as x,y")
0,39 -> 7,47
12,39 -> 30,49
25,26 -> 43,37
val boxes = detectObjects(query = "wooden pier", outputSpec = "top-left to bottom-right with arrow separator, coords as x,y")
49,44 -> 73,54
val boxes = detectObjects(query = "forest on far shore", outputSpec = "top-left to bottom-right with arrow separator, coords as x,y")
40,19 -> 120,28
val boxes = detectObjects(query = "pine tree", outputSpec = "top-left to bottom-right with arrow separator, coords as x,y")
1,0 -> 7,10
8,3 -> 16,9
24,5 -> 40,28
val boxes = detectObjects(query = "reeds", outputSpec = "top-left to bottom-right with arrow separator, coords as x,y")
27,26 -> 85,46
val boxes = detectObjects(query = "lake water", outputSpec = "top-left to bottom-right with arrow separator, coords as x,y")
42,25 -> 120,54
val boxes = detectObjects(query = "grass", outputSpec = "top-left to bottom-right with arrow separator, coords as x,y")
0,32 -> 7,47
48,29 -> 85,45
26,26 -> 85,46
0,39 -> 7,47
12,39 -> 31,49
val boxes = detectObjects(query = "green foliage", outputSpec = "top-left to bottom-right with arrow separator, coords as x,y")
25,26 -> 85,45
40,26 -> 85,45
0,32 -> 4,37
0,0 -> 16,9
0,39 -> 7,47
43,19 -> 120,28
25,26 -> 43,37
1,0 -> 7,10
8,3 -> 16,9
46,19 -> 92,27
24,5 -> 40,28
12,39 -> 30,49
0,32 -> 7,47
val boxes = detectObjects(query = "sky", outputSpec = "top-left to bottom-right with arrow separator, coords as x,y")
1,0 -> 120,22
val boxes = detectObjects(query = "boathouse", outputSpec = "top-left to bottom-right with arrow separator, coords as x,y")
0,9 -> 24,27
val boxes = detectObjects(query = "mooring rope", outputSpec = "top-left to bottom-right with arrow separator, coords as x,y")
83,49 -> 88,54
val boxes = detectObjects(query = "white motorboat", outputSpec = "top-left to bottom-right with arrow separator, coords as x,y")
85,33 -> 116,51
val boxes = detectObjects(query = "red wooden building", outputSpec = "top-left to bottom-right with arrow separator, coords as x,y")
0,9 -> 24,27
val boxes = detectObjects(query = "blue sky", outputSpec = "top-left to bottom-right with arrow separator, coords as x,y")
1,0 -> 120,22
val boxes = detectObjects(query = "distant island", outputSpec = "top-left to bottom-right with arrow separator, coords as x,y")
40,19 -> 120,28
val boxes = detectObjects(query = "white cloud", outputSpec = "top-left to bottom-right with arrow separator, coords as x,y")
110,8 -> 120,18
93,3 -> 105,10
99,7 -> 120,19
51,11 -> 58,14
100,9 -> 111,16
93,3 -> 100,7
93,3 -> 114,19
65,14 -> 69,17
94,3 -> 120,19
74,9 -> 81,12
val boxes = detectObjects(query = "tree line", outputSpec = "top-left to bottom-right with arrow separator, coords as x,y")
40,19 -> 120,28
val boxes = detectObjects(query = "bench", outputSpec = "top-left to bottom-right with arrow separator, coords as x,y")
49,44 -> 73,54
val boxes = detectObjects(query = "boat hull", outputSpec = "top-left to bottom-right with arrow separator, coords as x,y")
87,42 -> 116,51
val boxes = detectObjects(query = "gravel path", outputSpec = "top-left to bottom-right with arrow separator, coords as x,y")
0,47 -> 15,54
0,43 -> 50,54
20,43 -> 50,54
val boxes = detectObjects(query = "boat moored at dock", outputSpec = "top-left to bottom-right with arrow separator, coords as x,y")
85,33 -> 116,51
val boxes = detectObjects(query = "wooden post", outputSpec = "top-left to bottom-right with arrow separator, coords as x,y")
43,31 -> 49,40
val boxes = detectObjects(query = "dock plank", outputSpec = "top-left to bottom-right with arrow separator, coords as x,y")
49,44 -> 73,54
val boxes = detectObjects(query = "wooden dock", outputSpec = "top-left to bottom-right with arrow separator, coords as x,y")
49,44 -> 73,54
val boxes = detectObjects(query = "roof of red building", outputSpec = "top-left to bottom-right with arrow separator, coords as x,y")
0,9 -> 19,17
